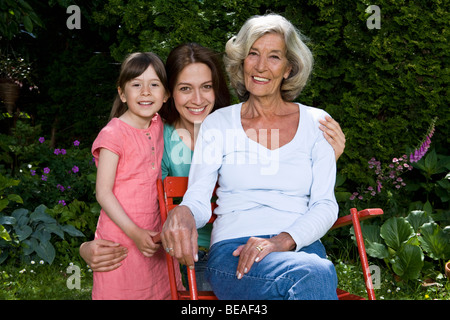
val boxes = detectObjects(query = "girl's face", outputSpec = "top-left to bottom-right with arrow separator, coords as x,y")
172,63 -> 215,126
118,65 -> 168,127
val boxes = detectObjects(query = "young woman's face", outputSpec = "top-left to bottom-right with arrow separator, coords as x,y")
119,65 -> 168,123
172,63 -> 215,126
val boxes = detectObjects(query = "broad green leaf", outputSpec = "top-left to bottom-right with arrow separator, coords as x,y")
381,217 -> 414,251
392,244 -> 424,280
15,225 -> 32,241
34,240 -> 55,264
62,224 -> 85,237
7,194 -> 23,204
366,242 -> 390,259
0,216 -> 16,225
351,223 -> 389,259
419,222 -> 450,260
45,223 -> 65,239
32,228 -> 51,243
30,205 -> 56,224
407,210 -> 432,232
23,238 -> 38,255
0,225 -> 11,241
0,198 -> 8,212
23,15 -> 33,33
12,208 -> 30,225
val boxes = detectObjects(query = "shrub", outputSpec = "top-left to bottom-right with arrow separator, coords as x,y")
357,210 -> 450,282
0,205 -> 85,265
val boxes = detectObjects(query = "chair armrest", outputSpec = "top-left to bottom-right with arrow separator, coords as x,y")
330,208 -> 383,230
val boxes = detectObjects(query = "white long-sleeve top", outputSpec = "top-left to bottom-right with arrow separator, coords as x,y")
180,102 -> 338,251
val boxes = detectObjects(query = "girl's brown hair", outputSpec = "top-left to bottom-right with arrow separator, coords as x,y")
159,43 -> 231,124
110,52 -> 168,119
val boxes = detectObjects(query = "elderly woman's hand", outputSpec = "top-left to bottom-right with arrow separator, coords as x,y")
161,205 -> 199,269
232,232 -> 296,279
319,116 -> 346,161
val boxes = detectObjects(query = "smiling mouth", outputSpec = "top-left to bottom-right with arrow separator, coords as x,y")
252,76 -> 270,83
139,101 -> 153,106
187,106 -> 207,113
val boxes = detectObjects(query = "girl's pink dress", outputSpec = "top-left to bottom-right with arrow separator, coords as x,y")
91,116 -> 183,300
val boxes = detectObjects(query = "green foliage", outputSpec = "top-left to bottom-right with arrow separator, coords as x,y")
0,121 -> 97,210
0,0 -> 44,40
89,0 -> 449,190
0,204 -> 84,265
360,210 -> 450,282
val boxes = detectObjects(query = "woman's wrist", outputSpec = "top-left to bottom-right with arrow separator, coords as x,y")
274,232 -> 296,251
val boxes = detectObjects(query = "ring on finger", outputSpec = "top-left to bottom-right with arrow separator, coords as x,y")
165,247 -> 173,253
255,245 -> 263,252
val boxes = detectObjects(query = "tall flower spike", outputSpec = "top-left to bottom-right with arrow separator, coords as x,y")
409,117 -> 437,163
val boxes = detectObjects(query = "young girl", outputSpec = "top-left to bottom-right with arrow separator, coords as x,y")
91,52 -> 182,300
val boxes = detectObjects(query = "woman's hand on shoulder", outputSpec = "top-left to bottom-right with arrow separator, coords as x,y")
319,116 -> 346,161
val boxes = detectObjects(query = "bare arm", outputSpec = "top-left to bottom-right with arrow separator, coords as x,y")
96,148 -> 159,257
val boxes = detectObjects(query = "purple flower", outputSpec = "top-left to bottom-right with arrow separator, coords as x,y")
72,165 -> 79,173
30,170 -> 36,176
61,149 -> 66,155
409,117 -> 437,163
54,148 -> 61,155
39,137 -> 45,144
43,167 -> 50,174
73,140 -> 80,147
41,175 -> 47,181
58,200 -> 66,206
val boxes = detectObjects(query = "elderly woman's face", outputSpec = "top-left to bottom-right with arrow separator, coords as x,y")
243,33 -> 292,100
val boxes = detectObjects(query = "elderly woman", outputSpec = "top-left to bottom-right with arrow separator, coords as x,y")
161,14 -> 339,300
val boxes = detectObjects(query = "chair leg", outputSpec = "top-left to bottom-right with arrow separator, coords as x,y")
351,208 -> 376,300
187,268 -> 199,300
165,253 -> 180,300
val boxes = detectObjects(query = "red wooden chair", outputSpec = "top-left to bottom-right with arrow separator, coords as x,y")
153,176 -> 383,300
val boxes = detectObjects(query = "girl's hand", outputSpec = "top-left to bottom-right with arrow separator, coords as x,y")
232,232 -> 296,279
319,116 -> 346,161
130,227 -> 161,257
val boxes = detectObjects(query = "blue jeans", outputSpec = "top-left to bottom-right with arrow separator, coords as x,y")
205,236 -> 338,300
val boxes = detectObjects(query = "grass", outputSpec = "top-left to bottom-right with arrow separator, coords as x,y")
0,261 -> 92,300
334,259 -> 450,300
0,259 -> 448,300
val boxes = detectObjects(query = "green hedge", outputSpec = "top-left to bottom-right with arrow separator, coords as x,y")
7,0 -> 448,192
91,0 -> 448,185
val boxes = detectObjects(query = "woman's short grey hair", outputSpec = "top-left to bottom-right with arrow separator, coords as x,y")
224,13 -> 313,102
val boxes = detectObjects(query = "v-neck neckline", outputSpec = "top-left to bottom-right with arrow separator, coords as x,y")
235,102 -> 302,152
